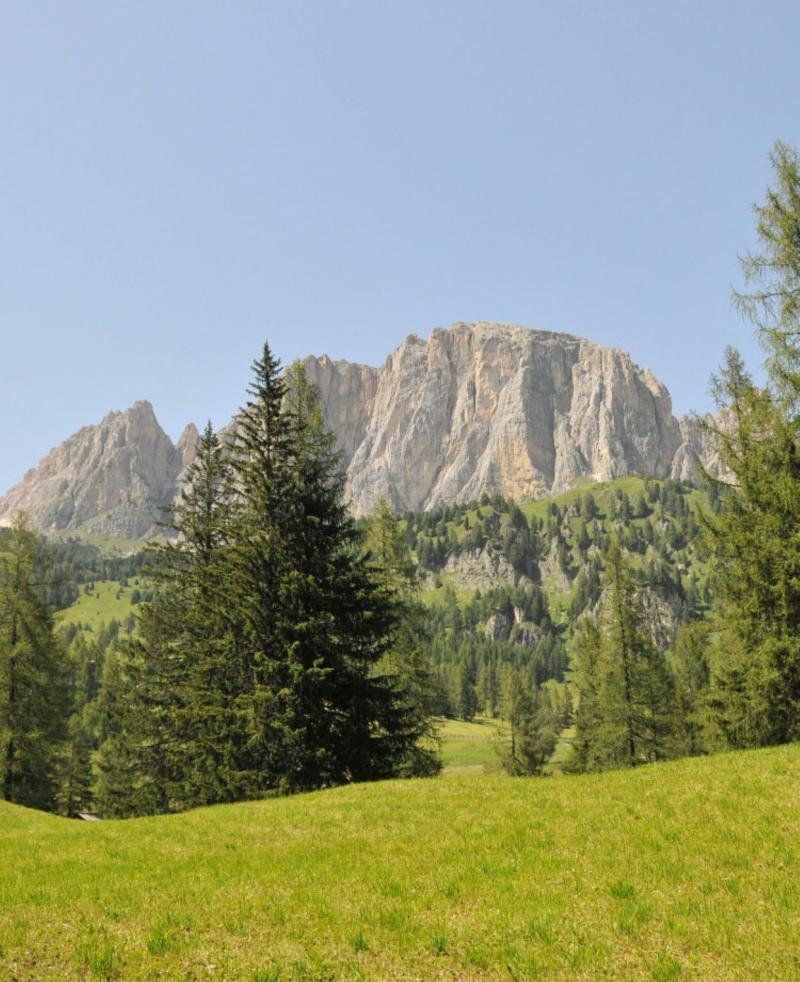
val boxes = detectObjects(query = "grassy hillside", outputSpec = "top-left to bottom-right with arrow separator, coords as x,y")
2,745 -> 798,979
57,579 -> 140,631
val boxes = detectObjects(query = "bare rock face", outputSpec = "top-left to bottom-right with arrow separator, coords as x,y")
304,322 -> 691,516
671,412 -> 731,482
301,355 -> 380,467
484,611 -> 513,641
176,422 -> 200,469
511,621 -> 542,651
0,402 -> 191,539
638,587 -> 684,651
482,608 -> 541,650
439,543 -> 521,591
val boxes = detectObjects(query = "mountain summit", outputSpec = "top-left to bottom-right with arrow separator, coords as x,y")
0,400 -> 198,538
0,323 -> 714,536
304,321 -> 711,515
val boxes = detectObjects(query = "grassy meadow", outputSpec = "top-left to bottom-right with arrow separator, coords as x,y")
2,744 -> 799,979
436,717 -> 503,770
57,579 -> 139,632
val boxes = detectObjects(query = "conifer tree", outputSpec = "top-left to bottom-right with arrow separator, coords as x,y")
566,617 -> 604,772
734,141 -> 800,410
458,659 -> 478,721
166,421 -> 243,807
705,143 -> 800,746
567,543 -> 675,771
97,343 -> 440,814
97,422 -> 242,815
0,516 -> 67,811
365,497 -> 441,775
498,668 -> 556,776
228,351 -> 434,791
670,621 -> 711,757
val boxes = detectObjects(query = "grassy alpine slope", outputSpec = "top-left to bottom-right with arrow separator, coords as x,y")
2,745 -> 799,979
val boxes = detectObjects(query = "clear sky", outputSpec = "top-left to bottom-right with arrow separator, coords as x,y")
1,0 -> 799,492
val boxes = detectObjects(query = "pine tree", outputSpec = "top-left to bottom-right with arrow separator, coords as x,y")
0,516 -> 67,811
223,343 -> 299,792
458,659 -> 478,721
97,343 -> 441,814
97,422 -> 244,815
566,618 -> 604,772
166,421 -> 244,807
705,352 -> 800,745
366,498 -> 441,775
567,543 -> 674,771
499,668 -> 556,776
229,352 -> 435,791
734,141 -> 800,410
670,621 -> 711,757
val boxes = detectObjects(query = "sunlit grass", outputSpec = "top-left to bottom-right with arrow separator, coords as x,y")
2,745 -> 799,978
436,715 -> 504,770
57,579 -> 139,631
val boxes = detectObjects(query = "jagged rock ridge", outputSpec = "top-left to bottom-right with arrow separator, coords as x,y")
0,322 -> 719,536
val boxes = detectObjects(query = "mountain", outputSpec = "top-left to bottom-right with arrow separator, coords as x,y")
0,322 -> 719,536
304,321 -> 716,515
0,402 -> 198,539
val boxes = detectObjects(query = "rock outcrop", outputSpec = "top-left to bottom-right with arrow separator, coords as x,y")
0,322 -> 722,537
670,412 -> 730,482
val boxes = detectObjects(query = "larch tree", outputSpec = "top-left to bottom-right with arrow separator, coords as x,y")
706,142 -> 800,747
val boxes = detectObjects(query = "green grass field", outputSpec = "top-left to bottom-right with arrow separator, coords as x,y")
436,716 -> 504,770
2,745 -> 799,978
57,579 -> 139,631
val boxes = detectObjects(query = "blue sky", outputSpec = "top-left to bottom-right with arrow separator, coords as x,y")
1,0 -> 798,491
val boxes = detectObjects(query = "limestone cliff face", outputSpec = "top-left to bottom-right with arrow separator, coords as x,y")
671,412 -> 730,482
305,322 -> 694,516
0,322 -> 721,537
0,402 -> 197,539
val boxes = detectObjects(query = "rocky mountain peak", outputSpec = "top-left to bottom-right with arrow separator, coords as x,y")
0,401 -> 187,538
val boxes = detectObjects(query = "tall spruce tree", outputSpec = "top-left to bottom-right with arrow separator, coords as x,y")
226,343 -> 297,791
228,349 -> 433,792
566,617 -> 605,772
0,516 -> 67,811
98,343 -> 439,815
669,620 -> 711,757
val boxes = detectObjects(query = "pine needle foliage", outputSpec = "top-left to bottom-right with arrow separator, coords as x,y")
0,516 -> 67,811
